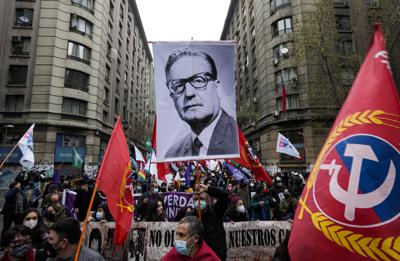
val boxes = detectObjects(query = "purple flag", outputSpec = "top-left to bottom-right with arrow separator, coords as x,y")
62,189 -> 77,219
224,162 -> 250,182
52,169 -> 61,189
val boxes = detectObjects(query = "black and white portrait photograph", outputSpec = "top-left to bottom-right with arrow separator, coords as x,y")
127,227 -> 147,261
153,42 -> 239,162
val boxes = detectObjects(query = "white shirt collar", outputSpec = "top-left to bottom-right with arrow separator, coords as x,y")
191,109 -> 222,153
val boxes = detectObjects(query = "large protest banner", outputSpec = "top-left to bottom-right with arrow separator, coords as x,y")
85,221 -> 291,261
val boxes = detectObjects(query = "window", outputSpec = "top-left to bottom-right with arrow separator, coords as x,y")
118,40 -> 122,55
103,110 -> 108,122
336,38 -> 354,54
59,134 -> 85,147
71,0 -> 94,12
277,94 -> 299,111
11,37 -> 31,55
124,71 -> 128,83
270,0 -> 291,12
336,15 -> 352,32
105,65 -> 111,82
117,59 -> 121,75
107,42 -> 112,60
70,14 -> 93,37
104,87 -> 109,104
67,41 -> 91,64
62,98 -> 87,116
6,96 -> 24,111
116,78 -> 120,94
64,68 -> 89,91
108,21 -> 113,37
272,17 -> 292,37
114,97 -> 119,113
15,9 -> 33,27
273,42 -> 291,62
119,22 -> 123,37
8,65 -> 28,85
275,68 -> 297,87
109,0 -> 114,19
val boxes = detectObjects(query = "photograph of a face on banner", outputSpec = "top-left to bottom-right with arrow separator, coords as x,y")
153,42 -> 239,162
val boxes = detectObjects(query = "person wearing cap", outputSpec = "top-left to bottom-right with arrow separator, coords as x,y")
224,195 -> 248,222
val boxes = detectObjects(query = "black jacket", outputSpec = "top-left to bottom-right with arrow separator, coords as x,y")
188,186 -> 229,261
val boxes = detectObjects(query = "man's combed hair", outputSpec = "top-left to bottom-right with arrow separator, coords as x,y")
50,217 -> 81,244
179,215 -> 204,243
165,48 -> 218,79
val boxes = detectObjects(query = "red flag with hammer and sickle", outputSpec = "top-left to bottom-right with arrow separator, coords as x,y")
98,117 -> 133,249
289,25 -> 400,261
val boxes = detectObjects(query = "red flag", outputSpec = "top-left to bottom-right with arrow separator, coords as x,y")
151,117 -> 171,182
281,82 -> 287,112
289,25 -> 400,261
97,117 -> 133,249
232,128 -> 272,186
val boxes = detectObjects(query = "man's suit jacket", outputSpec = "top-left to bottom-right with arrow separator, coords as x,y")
165,110 -> 239,158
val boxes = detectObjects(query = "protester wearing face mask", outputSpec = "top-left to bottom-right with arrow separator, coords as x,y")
45,218 -> 104,261
162,216 -> 220,261
0,225 -> 35,261
21,209 -> 49,260
92,204 -> 112,223
136,182 -> 162,221
234,180 -> 251,215
250,186 -> 274,221
187,184 -> 229,261
224,195 -> 249,223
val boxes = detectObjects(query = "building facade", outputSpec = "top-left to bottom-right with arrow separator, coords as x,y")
0,0 -> 154,171
221,0 -> 399,173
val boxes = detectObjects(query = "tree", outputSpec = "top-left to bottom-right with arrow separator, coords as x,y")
293,0 -> 361,108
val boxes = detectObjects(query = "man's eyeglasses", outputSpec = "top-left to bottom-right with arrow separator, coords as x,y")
167,72 -> 216,95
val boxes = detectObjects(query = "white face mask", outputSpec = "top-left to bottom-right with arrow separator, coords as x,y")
24,219 -> 38,229
236,205 -> 246,214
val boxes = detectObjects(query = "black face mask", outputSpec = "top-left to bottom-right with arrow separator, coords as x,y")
161,187 -> 167,193
43,241 -> 58,257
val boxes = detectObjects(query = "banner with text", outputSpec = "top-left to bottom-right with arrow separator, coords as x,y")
85,221 -> 291,261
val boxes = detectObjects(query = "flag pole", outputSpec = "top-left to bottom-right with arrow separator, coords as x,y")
0,143 -> 19,170
74,182 -> 99,261
196,162 -> 202,221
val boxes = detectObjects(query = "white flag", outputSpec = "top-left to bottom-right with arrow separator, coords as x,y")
276,132 -> 300,159
17,124 -> 35,169
144,150 -> 173,185
134,145 -> 145,163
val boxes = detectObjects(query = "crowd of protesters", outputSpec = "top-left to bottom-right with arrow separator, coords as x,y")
0,164 -> 306,260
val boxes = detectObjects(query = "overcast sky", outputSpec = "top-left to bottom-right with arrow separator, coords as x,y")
135,0 -> 231,42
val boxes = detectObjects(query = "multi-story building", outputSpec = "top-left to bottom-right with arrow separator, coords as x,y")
221,0 -> 399,173
0,0 -> 154,171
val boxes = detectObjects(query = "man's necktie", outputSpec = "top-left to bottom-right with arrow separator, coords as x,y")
192,137 -> 203,156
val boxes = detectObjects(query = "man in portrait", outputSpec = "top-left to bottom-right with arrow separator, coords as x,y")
162,47 -> 238,159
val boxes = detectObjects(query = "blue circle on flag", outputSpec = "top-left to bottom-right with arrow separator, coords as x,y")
335,134 -> 400,224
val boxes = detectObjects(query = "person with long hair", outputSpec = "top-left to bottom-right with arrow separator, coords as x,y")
144,200 -> 166,222
21,209 -> 49,261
